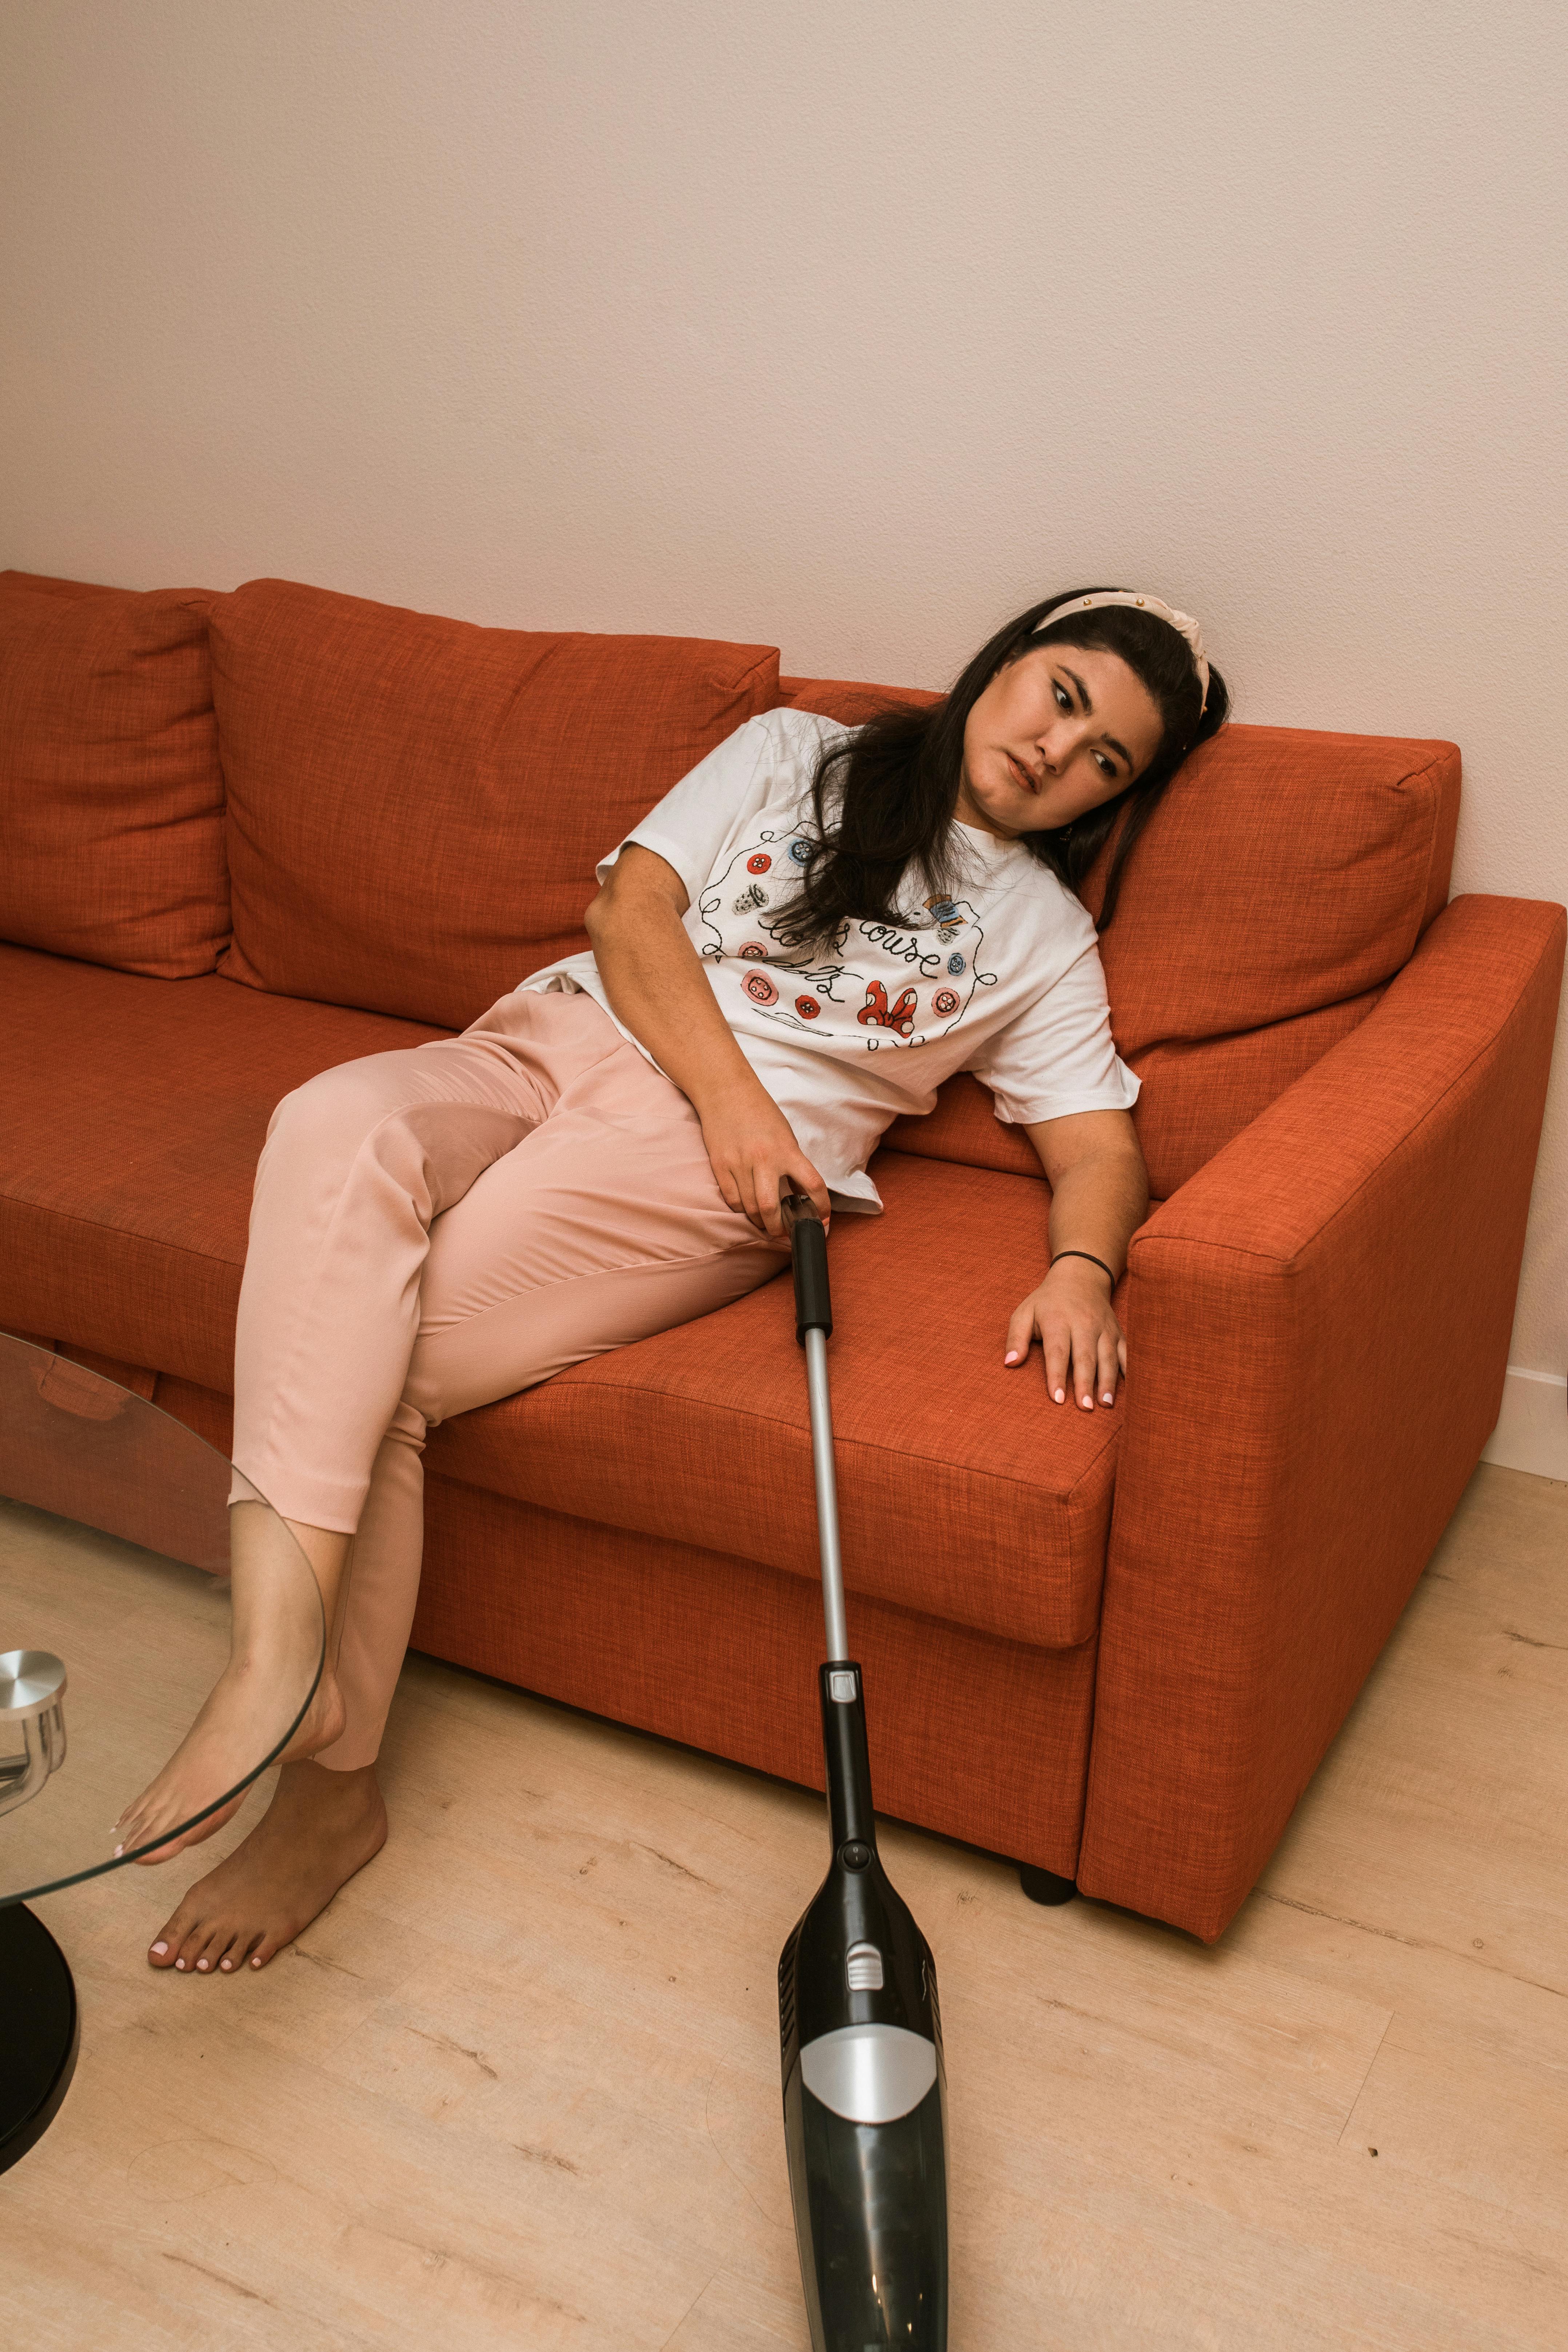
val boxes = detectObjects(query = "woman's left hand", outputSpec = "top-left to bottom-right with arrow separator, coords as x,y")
1004,1259 -> 1125,1410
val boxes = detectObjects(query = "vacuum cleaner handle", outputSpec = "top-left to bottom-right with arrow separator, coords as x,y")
782,1192 -> 848,1663
781,1191 -> 832,1343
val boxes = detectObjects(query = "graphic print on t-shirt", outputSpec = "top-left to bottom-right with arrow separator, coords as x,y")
695,831 -> 998,1050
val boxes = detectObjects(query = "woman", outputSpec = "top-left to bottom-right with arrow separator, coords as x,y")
119,586 -> 1228,1974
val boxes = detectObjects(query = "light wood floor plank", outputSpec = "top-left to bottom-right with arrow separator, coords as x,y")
3,1462 -> 1564,2347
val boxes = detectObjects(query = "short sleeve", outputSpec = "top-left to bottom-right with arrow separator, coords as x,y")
597,709 -> 841,902
966,936 -> 1141,1125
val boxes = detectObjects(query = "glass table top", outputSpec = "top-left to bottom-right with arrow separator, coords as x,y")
0,1331 -> 324,1904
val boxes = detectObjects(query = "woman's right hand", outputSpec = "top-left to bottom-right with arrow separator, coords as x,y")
697,1075 -> 832,1241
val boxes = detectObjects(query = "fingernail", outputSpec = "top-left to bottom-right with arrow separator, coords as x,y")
1102,1391 -> 1113,1404
1081,1396 -> 1093,1409
1054,1388 -> 1065,1402
1004,1351 -> 1019,1365
151,1941 -> 168,1956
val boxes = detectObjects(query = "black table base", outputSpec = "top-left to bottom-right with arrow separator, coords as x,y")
0,1902 -> 79,2172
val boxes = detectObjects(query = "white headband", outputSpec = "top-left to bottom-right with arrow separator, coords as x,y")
1041,591 -> 1210,717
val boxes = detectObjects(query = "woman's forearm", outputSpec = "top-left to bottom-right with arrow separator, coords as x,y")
1043,1148 -> 1148,1279
588,882 -> 759,1117
585,851 -> 831,1231
1007,1115 -> 1147,1408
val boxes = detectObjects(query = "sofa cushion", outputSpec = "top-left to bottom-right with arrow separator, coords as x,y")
0,944 -> 446,1392
1082,723 -> 1460,1053
0,942 -> 1116,1652
211,579 -> 781,1029
0,571 -> 227,978
428,1149 -> 1120,1652
776,674 -> 939,725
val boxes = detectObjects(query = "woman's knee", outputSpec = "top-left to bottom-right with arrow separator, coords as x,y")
263,1054 -> 420,1159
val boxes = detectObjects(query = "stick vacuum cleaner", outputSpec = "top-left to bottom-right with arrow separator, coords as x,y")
778,1194 -> 949,2351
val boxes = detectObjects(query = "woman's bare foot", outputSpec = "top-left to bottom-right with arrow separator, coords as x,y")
148,1761 -> 387,1974
114,1660 -> 347,1865
115,1502 -> 352,1866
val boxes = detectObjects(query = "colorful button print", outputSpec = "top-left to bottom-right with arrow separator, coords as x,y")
795,995 -> 821,1019
947,952 -> 966,976
747,852 -> 773,874
933,988 -> 960,1017
739,942 -> 768,959
744,970 -> 779,1005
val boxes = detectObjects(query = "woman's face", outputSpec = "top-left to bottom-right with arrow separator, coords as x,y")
957,642 -> 1165,839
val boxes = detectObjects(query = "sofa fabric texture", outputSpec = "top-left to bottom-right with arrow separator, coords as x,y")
211,579 -> 780,1029
0,942 -> 445,1393
0,570 -> 227,978
428,1150 -> 1121,1653
3,576 -> 1561,1944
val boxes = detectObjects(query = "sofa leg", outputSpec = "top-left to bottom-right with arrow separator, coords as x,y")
1019,1863 -> 1077,1907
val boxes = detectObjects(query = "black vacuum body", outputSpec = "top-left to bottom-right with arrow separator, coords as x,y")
779,1201 -> 949,2350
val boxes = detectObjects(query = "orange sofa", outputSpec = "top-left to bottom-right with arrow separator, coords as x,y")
2,567 -> 1561,1942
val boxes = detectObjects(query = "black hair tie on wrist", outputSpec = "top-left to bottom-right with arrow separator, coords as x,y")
1052,1249 -> 1117,1289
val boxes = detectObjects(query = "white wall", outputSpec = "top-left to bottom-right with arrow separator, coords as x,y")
3,0 -> 1565,1388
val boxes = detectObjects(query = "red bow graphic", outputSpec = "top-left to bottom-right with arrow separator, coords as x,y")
857,980 -> 918,1039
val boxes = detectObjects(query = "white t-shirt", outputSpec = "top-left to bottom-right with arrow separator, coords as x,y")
523,706 -> 1139,1211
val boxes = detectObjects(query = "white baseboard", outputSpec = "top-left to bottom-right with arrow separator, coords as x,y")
1481,1367 -> 1568,1482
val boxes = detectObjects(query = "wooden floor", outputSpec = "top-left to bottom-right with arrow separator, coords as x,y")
5,1462 -> 1566,2349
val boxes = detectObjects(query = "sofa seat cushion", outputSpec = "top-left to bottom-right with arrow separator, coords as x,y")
0,570 -> 227,978
428,1149 -> 1121,1651
211,579 -> 781,1029
0,944 -> 447,1391
1,947 -> 1119,1651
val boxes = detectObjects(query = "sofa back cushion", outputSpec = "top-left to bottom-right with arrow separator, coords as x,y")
1080,724 -> 1459,1051
0,570 -> 227,979
212,579 -> 780,1028
779,680 -> 1460,1199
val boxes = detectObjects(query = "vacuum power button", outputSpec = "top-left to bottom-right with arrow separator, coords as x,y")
828,1670 -> 858,1703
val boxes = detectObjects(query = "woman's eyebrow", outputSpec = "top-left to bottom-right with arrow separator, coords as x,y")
1061,665 -> 1132,771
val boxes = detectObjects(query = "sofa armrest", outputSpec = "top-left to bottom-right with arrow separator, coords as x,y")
1077,893 -> 1565,1941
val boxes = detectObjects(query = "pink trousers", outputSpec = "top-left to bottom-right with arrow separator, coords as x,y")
232,987 -> 782,1767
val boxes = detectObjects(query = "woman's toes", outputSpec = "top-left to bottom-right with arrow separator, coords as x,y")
195,1924 -> 235,1974
172,1925 -> 210,1973
149,1905 -> 198,1966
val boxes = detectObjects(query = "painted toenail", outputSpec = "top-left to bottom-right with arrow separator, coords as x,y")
220,1959 -> 232,1970
196,1959 -> 210,1970
151,1941 -> 168,1956
113,1843 -> 124,1857
175,1959 -> 185,1969
251,1955 -> 262,1967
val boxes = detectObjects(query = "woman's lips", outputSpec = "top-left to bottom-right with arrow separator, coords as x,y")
1006,751 -> 1041,793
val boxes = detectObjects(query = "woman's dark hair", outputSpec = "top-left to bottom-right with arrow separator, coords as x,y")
782,587 -> 1229,956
